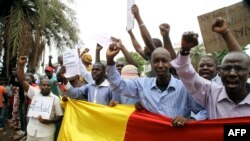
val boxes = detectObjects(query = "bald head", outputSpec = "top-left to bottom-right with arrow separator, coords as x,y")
222,51 -> 250,67
152,38 -> 163,48
151,48 -> 171,62
150,47 -> 171,80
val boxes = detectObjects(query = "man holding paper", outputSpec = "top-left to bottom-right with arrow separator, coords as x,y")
17,56 -> 63,141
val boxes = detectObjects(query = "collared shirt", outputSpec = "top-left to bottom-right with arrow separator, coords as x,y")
26,86 -> 63,137
211,74 -> 223,85
120,95 -> 138,104
107,65 -> 207,120
65,79 -> 120,105
171,54 -> 250,119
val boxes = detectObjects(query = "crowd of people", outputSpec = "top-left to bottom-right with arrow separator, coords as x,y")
0,3 -> 250,141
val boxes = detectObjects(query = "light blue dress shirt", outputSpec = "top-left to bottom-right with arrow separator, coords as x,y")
107,65 -> 207,120
65,79 -> 120,105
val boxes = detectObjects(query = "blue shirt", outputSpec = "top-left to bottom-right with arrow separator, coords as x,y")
120,95 -> 138,104
107,65 -> 207,120
65,79 -> 120,105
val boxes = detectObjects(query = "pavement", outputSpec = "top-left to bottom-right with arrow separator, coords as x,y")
0,121 -> 26,141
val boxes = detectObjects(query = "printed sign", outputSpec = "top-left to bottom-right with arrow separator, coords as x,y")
63,49 -> 81,78
126,0 -> 135,31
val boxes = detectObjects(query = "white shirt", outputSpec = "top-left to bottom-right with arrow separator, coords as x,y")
26,86 -> 63,137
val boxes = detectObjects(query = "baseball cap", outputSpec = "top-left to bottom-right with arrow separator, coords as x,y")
121,65 -> 139,79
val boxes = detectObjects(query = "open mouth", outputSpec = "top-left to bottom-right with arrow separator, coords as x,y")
200,71 -> 210,78
225,80 -> 238,88
156,70 -> 165,75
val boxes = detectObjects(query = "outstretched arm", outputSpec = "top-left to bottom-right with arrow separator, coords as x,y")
132,4 -> 155,52
111,37 -> 138,67
171,32 -> 212,107
212,17 -> 241,51
106,43 -> 139,98
95,44 -> 103,63
159,23 -> 176,60
16,56 -> 30,92
127,30 -> 149,60
48,55 -> 55,69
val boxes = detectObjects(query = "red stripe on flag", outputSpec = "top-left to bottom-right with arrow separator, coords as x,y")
124,109 -> 250,141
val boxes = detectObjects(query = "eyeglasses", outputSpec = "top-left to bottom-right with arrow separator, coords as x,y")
220,65 -> 248,73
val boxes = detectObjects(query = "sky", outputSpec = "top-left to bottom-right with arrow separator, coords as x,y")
47,0 -> 244,64
68,0 -> 243,60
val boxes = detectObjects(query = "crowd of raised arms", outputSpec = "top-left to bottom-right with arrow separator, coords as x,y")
0,3 -> 249,141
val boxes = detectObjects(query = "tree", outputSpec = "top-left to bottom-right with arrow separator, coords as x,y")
190,43 -> 248,71
0,0 -> 79,79
190,43 -> 206,71
212,45 -> 248,65
116,52 -> 145,74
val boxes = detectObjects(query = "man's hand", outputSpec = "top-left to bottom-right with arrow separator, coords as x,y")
106,37 -> 122,61
96,44 -> 103,52
172,116 -> 195,127
159,23 -> 170,37
135,101 -> 144,111
108,100 -> 119,107
131,4 -> 140,20
62,95 -> 68,102
181,31 -> 199,50
38,115 -> 49,124
106,43 -> 120,61
56,66 -> 68,85
111,37 -> 123,48
212,17 -> 228,34
18,56 -> 27,66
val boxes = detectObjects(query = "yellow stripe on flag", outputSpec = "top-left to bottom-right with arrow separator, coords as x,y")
58,98 -> 135,141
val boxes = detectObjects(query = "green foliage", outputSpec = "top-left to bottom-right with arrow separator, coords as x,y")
190,44 -> 206,71
190,44 -> 248,71
212,46 -> 248,65
0,0 -> 79,78
116,52 -> 145,73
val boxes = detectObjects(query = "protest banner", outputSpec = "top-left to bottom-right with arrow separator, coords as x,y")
198,1 -> 250,53
58,99 -> 250,141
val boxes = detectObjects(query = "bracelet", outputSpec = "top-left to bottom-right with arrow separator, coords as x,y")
222,29 -> 229,35
107,60 -> 115,66
139,23 -> 145,27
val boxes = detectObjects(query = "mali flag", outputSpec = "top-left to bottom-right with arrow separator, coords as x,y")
58,99 -> 250,141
